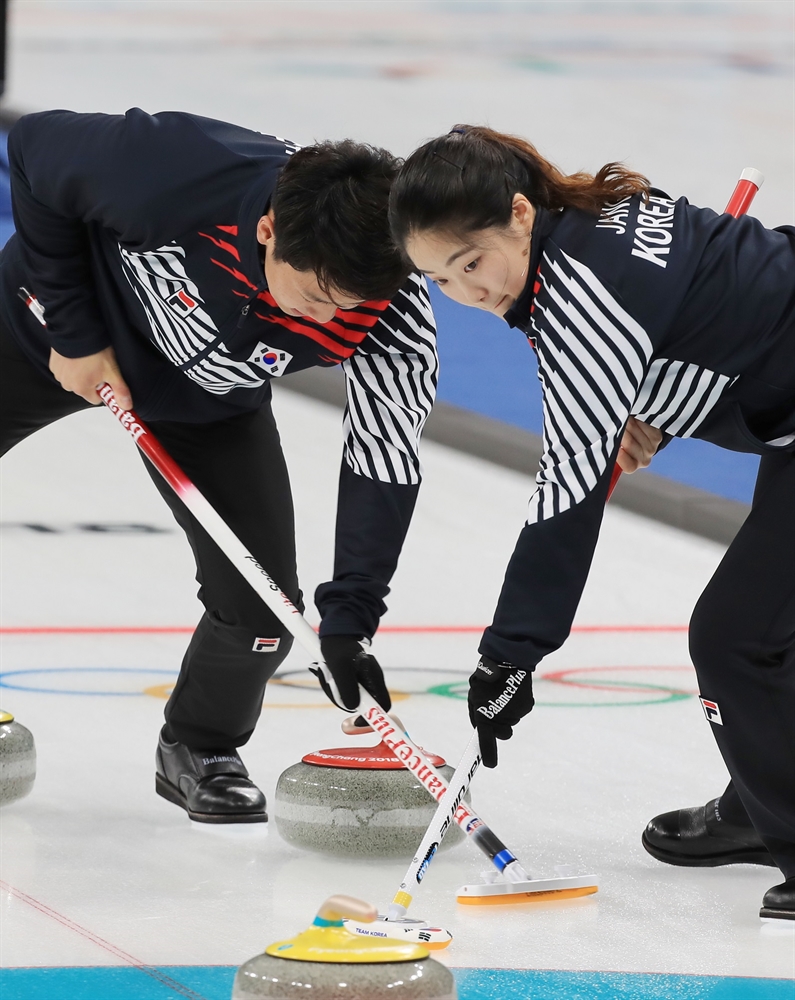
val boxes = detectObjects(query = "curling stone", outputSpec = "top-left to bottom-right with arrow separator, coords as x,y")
273,731 -> 469,858
0,711 -> 36,806
232,895 -> 457,999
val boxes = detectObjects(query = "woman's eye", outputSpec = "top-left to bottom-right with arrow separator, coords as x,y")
432,278 -> 446,286
463,259 -> 478,273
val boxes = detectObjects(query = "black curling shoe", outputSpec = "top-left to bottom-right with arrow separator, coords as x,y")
761,878 -> 795,920
642,798 -> 775,867
155,728 -> 267,824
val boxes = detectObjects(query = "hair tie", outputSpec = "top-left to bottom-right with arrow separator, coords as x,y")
432,150 -> 464,171
448,127 -> 468,136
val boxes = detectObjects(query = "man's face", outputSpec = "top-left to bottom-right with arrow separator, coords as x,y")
256,212 -> 363,324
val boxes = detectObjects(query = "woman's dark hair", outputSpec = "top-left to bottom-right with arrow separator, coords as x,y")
271,140 -> 410,301
389,124 -> 650,248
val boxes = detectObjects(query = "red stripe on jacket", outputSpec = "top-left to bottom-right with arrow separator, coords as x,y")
199,231 -> 241,261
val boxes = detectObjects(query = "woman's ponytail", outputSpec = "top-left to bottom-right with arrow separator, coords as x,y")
389,125 -> 649,247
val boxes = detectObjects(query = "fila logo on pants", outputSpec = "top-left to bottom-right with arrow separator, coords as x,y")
252,637 -> 281,653
699,696 -> 723,726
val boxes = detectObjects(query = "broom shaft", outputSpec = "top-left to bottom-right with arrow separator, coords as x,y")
99,385 -> 527,894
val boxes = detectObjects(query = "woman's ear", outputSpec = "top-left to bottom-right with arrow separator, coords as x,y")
256,210 -> 276,247
511,193 -> 535,236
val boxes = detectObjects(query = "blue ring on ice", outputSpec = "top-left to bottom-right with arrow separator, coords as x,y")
0,667 -> 177,696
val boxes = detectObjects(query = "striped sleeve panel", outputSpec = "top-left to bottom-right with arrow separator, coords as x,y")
528,247 -> 653,523
631,358 -> 733,437
119,244 -> 219,366
119,243 -> 272,395
341,273 -> 438,485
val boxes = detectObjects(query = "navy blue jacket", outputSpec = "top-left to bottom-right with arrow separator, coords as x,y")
481,193 -> 795,669
1,109 -> 438,638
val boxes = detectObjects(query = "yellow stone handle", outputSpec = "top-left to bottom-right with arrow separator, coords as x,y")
316,896 -> 378,924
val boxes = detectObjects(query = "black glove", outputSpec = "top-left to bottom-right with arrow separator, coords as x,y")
311,635 -> 391,713
468,655 -> 534,768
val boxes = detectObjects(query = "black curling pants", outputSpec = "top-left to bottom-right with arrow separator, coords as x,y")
0,321 -> 302,749
689,451 -> 795,878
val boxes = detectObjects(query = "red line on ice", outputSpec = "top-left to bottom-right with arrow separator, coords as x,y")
0,624 -> 688,635
542,664 -> 698,695
0,626 -> 197,634
0,881 -> 208,1000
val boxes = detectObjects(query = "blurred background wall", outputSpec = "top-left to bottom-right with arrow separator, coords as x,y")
1,0 -> 793,502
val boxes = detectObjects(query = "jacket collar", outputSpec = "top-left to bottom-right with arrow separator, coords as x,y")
237,165 -> 284,292
503,206 -> 561,330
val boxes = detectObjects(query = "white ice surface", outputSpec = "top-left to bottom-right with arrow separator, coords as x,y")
1,390 -> 792,979
5,0 -> 794,227
2,0 -> 794,981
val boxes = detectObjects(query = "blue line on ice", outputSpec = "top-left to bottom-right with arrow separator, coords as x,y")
1,965 -> 792,999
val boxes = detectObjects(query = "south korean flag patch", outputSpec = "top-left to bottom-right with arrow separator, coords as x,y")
248,341 -> 293,377
699,697 -> 723,726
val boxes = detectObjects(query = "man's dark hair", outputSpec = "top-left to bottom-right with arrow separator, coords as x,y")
271,140 -> 410,302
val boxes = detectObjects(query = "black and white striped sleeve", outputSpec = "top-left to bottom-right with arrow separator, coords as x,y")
529,248 -> 653,523
340,272 -> 438,485
315,274 -> 437,640
480,204 -> 746,671
480,246 -> 654,670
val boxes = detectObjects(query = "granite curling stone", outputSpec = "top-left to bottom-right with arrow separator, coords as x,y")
273,733 -> 469,858
232,895 -> 457,999
0,711 -> 36,806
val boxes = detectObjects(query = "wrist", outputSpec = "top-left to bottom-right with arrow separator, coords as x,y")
474,655 -> 515,678
49,335 -> 112,359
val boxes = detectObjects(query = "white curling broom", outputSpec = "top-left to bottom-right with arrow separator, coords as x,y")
341,721 -> 596,926
339,719 -> 596,948
85,385 -> 595,947
339,715 -> 596,915
386,731 -> 597,916
18,280 -> 464,947
20,287 -> 477,945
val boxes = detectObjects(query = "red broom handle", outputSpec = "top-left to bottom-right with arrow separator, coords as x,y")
724,168 -> 765,218
606,168 -> 764,501
96,386 -> 194,498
